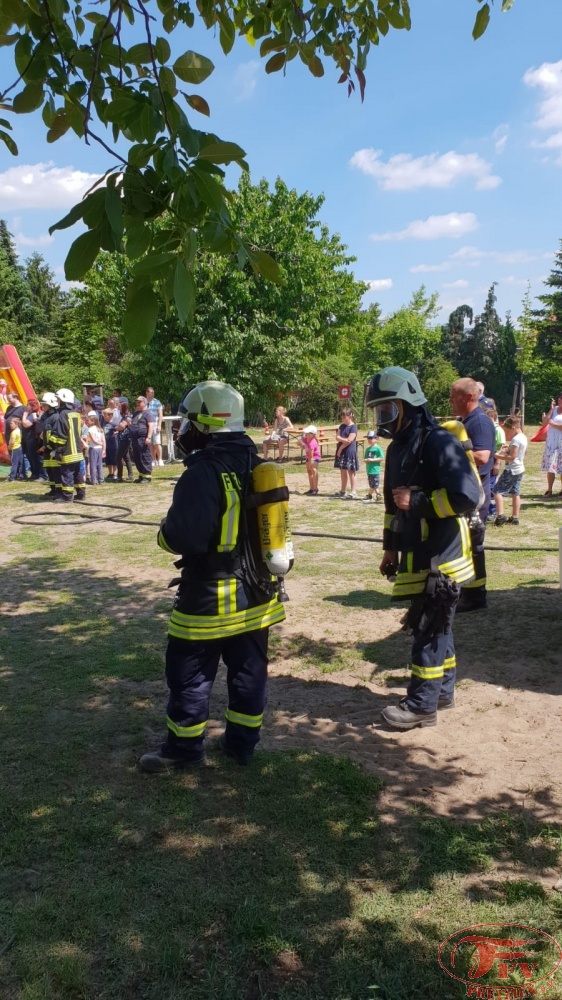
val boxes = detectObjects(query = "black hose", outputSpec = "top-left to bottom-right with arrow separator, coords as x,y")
11,503 -> 559,552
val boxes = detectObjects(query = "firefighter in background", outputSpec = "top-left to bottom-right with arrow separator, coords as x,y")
38,392 -> 62,500
140,380 -> 287,773
367,367 -> 481,731
46,389 -> 85,502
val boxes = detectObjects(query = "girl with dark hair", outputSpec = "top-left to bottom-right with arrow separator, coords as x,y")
333,407 -> 359,499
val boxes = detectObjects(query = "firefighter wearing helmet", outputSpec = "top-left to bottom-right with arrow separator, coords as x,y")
140,380 -> 287,772
45,389 -> 85,502
366,366 -> 480,731
38,392 -> 62,500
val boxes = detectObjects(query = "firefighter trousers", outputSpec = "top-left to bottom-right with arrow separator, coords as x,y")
405,603 -> 458,714
45,463 -> 61,495
164,630 -> 269,761
60,462 -> 85,501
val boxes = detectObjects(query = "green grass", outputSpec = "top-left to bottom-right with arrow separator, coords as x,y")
1,445 -> 562,999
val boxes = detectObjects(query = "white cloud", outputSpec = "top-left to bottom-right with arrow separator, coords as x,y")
443,279 -> 469,289
0,162 -> 99,210
14,231 -> 54,248
493,125 -> 509,154
450,245 -> 538,265
524,61 -> 562,165
410,261 -> 451,273
233,61 -> 260,102
370,212 -> 479,242
365,278 -> 393,291
349,149 -> 501,190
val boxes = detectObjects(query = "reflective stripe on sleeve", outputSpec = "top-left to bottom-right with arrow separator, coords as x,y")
431,488 -> 456,518
157,527 -> 177,554
444,655 -> 456,671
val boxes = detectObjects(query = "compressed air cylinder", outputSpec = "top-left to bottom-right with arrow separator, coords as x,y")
252,461 -> 294,576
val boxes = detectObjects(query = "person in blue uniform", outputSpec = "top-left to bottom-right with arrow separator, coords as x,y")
367,367 -> 480,731
130,396 -> 154,483
450,378 -> 495,612
140,380 -> 287,772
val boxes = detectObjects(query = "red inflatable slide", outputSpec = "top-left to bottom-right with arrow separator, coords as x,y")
0,345 -> 37,464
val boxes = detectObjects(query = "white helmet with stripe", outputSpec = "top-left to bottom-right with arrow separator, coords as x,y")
178,381 -> 244,436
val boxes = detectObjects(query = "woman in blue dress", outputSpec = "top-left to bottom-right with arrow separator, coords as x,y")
333,407 -> 359,498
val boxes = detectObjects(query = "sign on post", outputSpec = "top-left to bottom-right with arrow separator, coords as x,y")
338,385 -> 351,400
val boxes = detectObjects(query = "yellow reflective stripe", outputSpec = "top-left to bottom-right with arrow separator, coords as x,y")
406,551 -> 413,573
169,603 -> 285,640
157,528 -> 177,554
464,577 -> 486,589
166,717 -> 207,738
438,555 -> 474,583
47,434 -> 66,445
444,655 -> 456,671
59,453 -> 82,464
459,516 -> 471,557
171,598 -> 282,628
218,473 -> 240,552
393,581 -> 427,597
61,486 -> 74,493
431,488 -> 455,518
384,513 -> 393,530
394,571 -> 429,584
420,518 -> 429,541
411,663 -> 445,680
225,709 -> 263,728
217,579 -> 235,616
227,578 -> 237,615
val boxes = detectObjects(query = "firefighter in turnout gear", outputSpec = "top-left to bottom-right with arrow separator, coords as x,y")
38,392 -> 62,500
47,389 -> 85,502
367,367 -> 481,731
140,381 -> 287,773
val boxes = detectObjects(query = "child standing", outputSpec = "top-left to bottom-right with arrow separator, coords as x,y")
363,430 -> 384,502
493,415 -> 528,526
7,417 -> 25,481
333,408 -> 359,499
83,412 -> 106,485
299,425 -> 321,495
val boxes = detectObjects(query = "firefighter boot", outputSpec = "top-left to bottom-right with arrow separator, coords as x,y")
381,701 -> 437,730
217,734 -> 254,766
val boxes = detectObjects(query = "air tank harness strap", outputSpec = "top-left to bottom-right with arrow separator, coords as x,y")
245,486 -> 290,508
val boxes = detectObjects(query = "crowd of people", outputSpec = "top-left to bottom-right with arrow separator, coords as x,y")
1,383 -> 166,499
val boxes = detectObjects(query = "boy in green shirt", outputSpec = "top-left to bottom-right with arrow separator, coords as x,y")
363,430 -> 384,502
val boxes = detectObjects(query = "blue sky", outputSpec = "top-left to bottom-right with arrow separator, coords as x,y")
1,0 -> 561,324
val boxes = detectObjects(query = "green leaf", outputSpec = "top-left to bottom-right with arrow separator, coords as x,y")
128,42 -> 152,64
64,229 -> 102,281
49,200 -> 86,235
307,55 -> 324,78
197,140 -> 246,164
501,0 -> 515,9
12,82 -> 42,112
132,251 -> 177,277
248,249 -> 281,284
173,51 -> 214,84
184,94 -> 210,117
159,66 -> 177,95
173,259 -> 195,326
192,168 -> 224,212
14,33 -> 32,76
377,11 -> 389,35
217,10 -> 235,55
155,36 -> 171,63
384,4 -> 406,29
46,109 -> 71,142
265,52 -> 285,74
126,225 -> 152,260
472,3 -> 490,39
105,186 -> 123,237
0,129 -> 18,155
123,284 -> 159,347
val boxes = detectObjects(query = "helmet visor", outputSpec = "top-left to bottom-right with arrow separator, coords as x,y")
375,401 -> 400,426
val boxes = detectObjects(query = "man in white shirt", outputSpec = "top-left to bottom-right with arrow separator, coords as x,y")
146,386 -> 164,466
493,415 -> 528,526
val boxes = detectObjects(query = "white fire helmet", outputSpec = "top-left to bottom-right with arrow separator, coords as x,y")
56,388 -> 75,405
41,392 -> 59,408
178,381 -> 244,435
